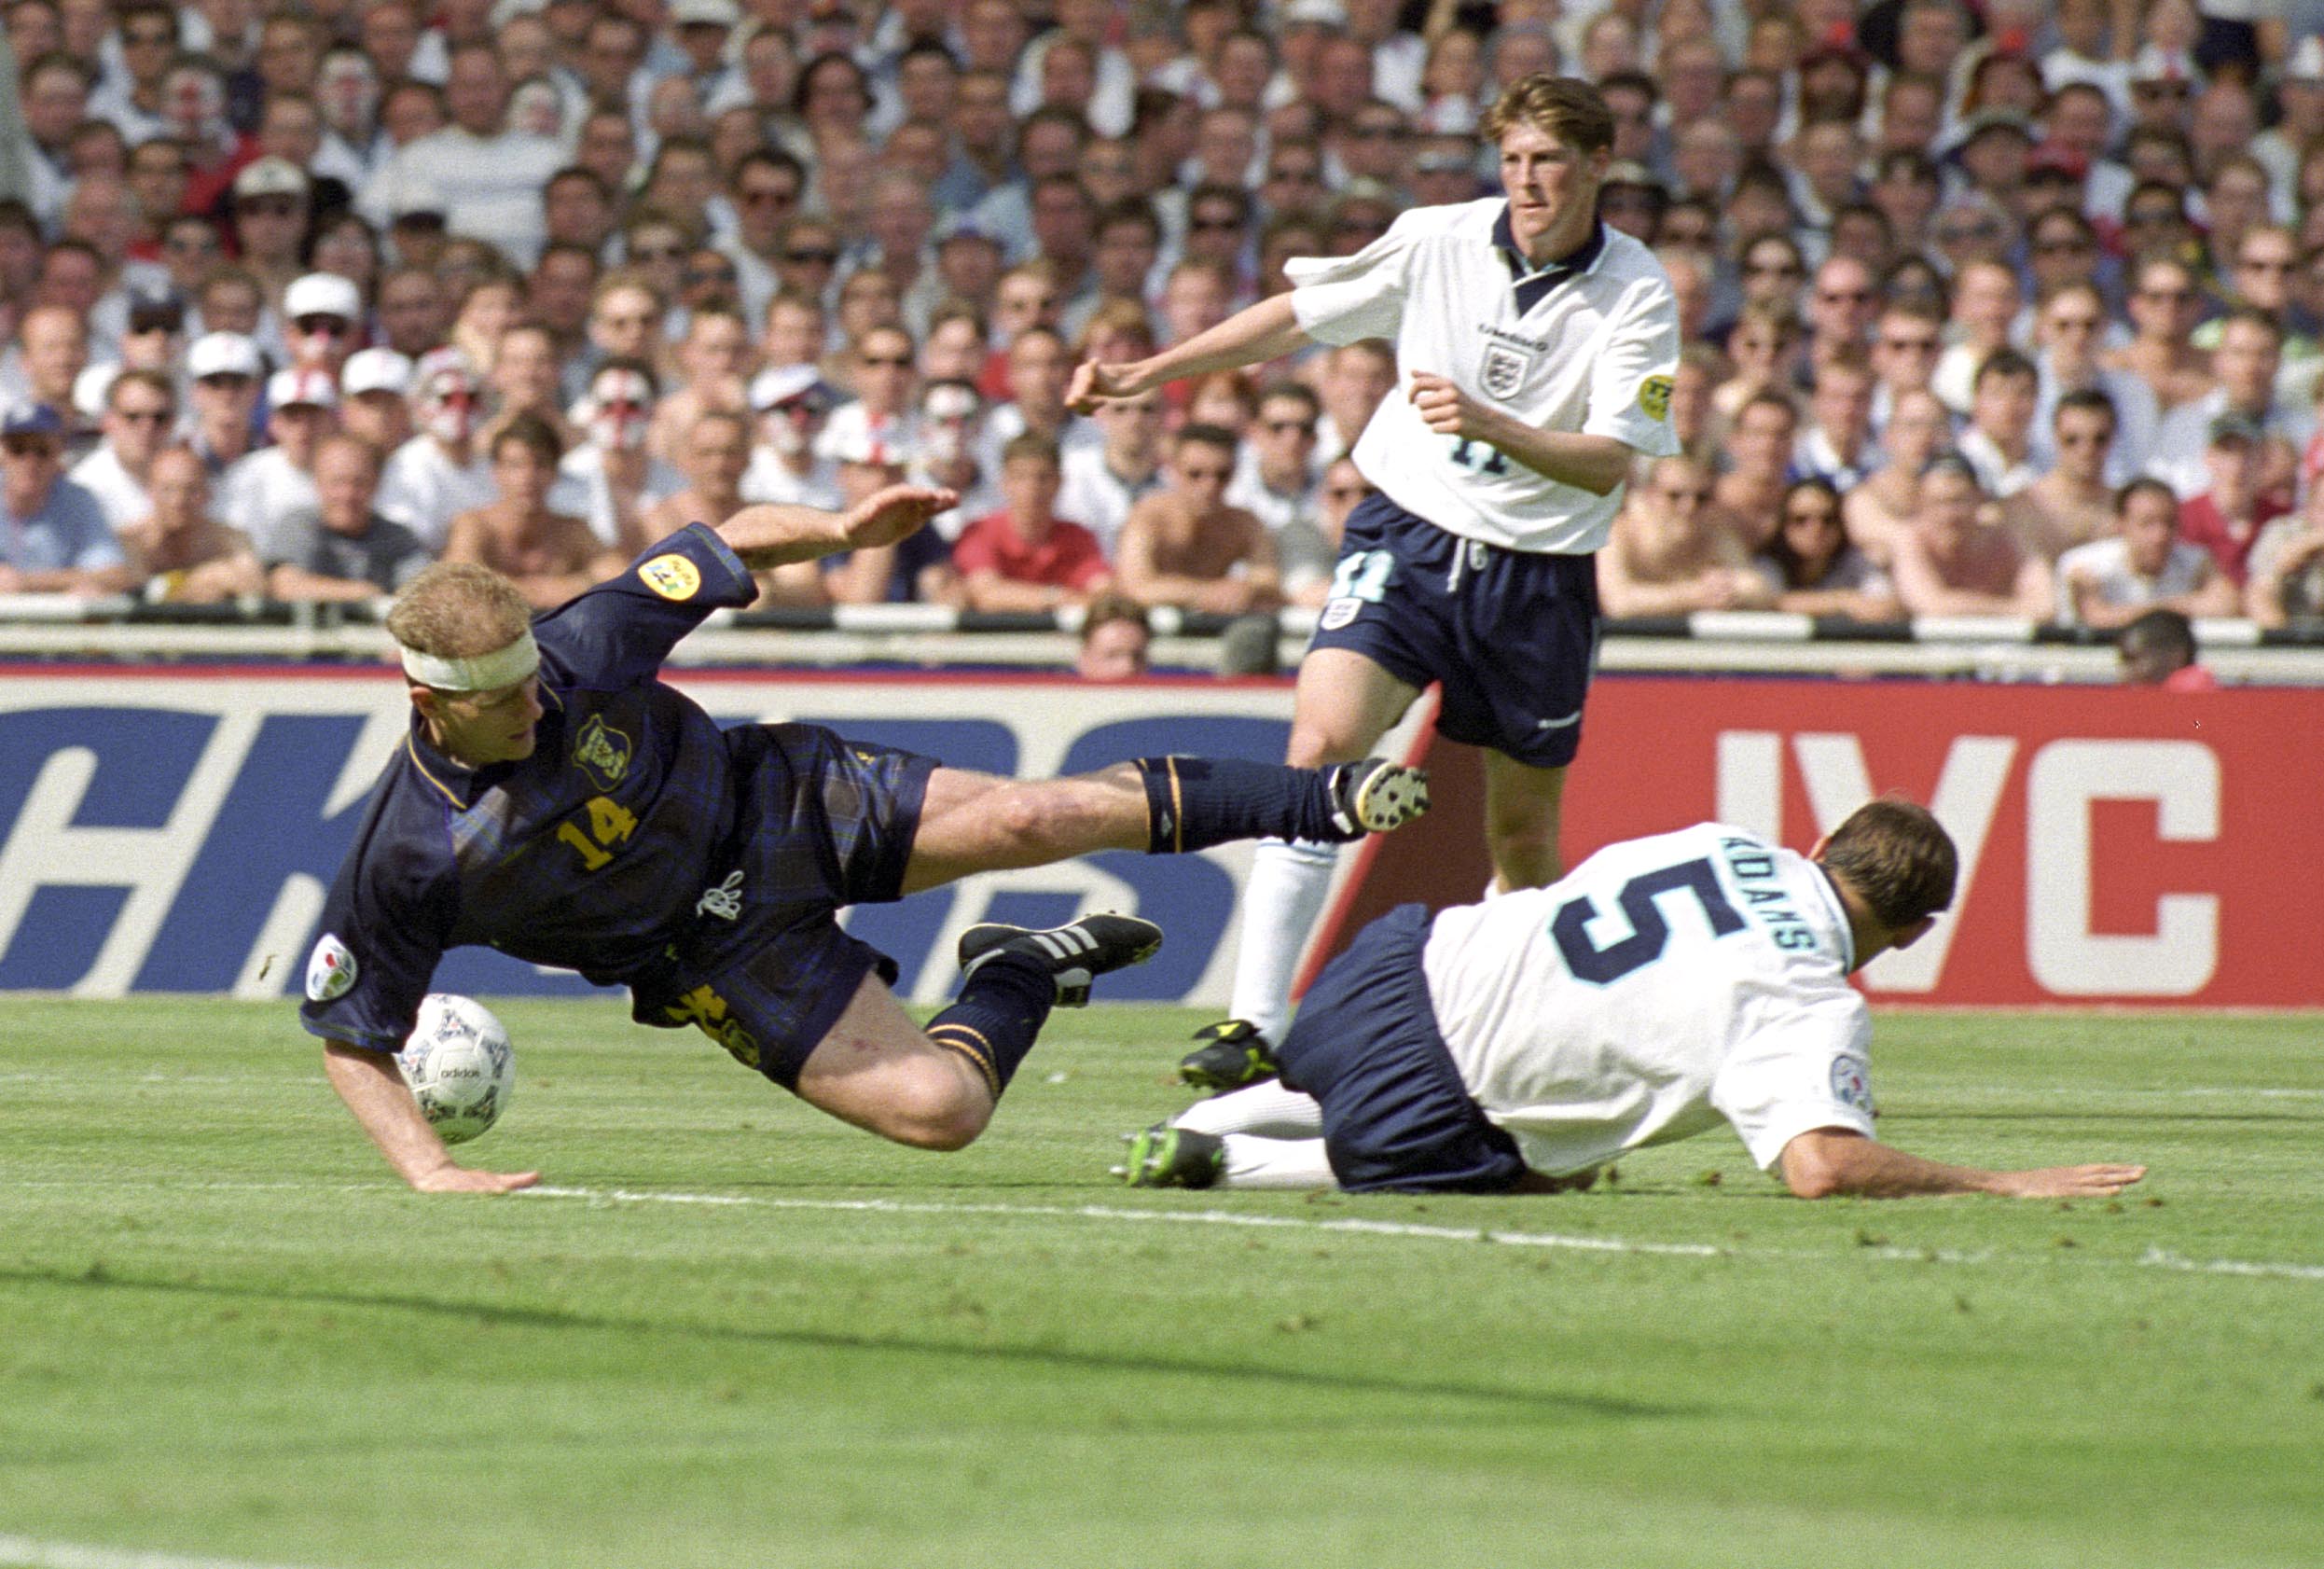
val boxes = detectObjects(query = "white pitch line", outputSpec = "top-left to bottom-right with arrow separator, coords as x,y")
521,1186 -> 2324,1281
524,1185 -> 1726,1257
0,1534 -> 337,1569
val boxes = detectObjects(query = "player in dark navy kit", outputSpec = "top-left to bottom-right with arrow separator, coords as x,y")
1069,76 -> 1683,1076
305,483 -> 1432,1192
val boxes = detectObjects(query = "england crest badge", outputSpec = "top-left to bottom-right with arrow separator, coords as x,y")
1478,343 -> 1529,400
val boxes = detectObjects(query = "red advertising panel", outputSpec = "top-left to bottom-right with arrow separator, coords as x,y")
1348,677 -> 2324,1007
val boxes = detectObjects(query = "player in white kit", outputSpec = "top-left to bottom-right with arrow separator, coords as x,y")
1067,76 -> 1682,1078
1119,799 -> 2147,1201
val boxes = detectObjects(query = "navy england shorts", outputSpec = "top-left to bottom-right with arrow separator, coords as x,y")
1308,492 -> 1599,769
1274,902 -> 1527,1194
642,723 -> 937,1090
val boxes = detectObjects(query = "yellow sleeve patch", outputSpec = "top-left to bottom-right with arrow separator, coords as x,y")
639,553 -> 703,600
1638,374 -> 1674,422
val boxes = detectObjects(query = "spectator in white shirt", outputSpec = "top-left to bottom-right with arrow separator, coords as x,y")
740,364 -> 843,509
217,368 -> 339,541
2056,477 -> 2238,630
69,368 -> 180,533
376,353 -> 497,551
361,41 -> 568,268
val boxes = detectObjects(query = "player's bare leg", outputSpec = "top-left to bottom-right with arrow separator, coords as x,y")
901,748 -> 1427,894
1280,647 -> 1423,771
903,766 -> 1149,891
795,970 -> 998,1150
798,918 -> 1164,1150
1481,750 -> 1569,892
1225,648 -> 1421,1048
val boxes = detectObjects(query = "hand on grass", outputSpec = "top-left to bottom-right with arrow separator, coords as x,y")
1994,1163 -> 2148,1199
409,1163 -> 542,1195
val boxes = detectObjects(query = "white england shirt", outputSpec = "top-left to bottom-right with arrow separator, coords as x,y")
1422,823 -> 1877,1176
1284,201 -> 1681,554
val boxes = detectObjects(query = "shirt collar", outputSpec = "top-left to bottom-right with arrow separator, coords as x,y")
1492,205 -> 1608,312
402,687 -> 563,811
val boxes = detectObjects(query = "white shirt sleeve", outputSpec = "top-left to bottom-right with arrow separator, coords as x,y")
1708,993 -> 1877,1171
1285,220 -> 1421,347
1583,276 -> 1683,459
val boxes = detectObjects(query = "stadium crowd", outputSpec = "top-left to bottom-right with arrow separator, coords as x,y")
3,0 -> 2324,638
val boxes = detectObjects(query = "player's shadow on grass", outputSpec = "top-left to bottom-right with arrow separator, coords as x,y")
5,1264 -> 1698,1424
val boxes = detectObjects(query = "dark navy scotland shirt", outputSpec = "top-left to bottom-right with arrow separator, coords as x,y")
300,524 -> 762,1053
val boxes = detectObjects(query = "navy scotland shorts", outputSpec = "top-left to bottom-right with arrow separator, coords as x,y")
644,722 -> 937,1090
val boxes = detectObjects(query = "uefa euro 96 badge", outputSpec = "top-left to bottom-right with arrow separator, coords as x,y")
307,933 -> 358,1002
1830,1054 -> 1873,1114
638,553 -> 701,601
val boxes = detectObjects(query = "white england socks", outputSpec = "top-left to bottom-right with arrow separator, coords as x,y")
1226,837 -> 1340,1048
1172,1078 -> 1324,1138
1217,1135 -> 1338,1189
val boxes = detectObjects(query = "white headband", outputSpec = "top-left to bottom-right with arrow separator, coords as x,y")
399,629 -> 541,692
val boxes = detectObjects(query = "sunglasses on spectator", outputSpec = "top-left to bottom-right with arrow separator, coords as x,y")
784,248 -> 839,265
740,187 -> 795,207
859,354 -> 913,368
295,315 -> 354,338
1190,215 -> 1243,231
197,373 -> 256,389
1262,419 -> 1315,435
240,198 -> 301,218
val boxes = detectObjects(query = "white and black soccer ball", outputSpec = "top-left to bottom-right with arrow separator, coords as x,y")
396,993 -> 515,1146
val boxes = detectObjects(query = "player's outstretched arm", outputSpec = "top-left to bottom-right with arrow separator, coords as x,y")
1779,1127 -> 2144,1201
715,484 -> 959,569
323,1039 -> 541,1195
1068,294 -> 1312,412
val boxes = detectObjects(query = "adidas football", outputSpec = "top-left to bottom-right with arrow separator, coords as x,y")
396,993 -> 515,1146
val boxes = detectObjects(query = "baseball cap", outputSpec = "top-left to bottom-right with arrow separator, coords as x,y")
414,346 -> 483,394
749,363 -> 838,413
342,348 -> 414,399
671,0 -> 740,25
2130,45 -> 2203,86
284,271 -> 364,324
1,401 -> 65,438
2207,412 -> 2264,446
187,331 -> 263,381
827,423 -> 909,466
268,367 -> 340,410
1280,0 -> 1346,27
920,382 -> 981,422
233,156 -> 310,202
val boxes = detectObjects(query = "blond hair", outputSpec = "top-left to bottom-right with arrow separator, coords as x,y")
1480,75 -> 1615,155
386,562 -> 533,663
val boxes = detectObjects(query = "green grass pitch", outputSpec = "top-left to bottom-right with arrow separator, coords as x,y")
1,998 -> 2319,1569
